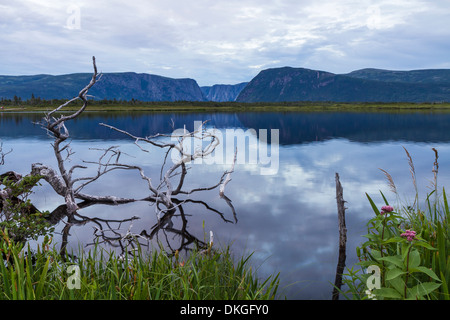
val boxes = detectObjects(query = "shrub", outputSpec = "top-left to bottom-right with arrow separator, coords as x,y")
0,174 -> 54,243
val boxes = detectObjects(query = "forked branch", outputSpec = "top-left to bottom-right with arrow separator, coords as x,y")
39,56 -> 101,214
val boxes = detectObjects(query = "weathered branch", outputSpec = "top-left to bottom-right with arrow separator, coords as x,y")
0,142 -> 12,166
219,148 -> 237,197
31,163 -> 67,197
99,119 -> 236,219
38,56 -> 100,214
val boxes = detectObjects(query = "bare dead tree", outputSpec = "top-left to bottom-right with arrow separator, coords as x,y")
1,57 -> 237,256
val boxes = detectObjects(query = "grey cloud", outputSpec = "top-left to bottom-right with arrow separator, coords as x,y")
1,0 -> 450,85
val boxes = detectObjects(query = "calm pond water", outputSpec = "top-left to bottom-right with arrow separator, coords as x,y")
1,110 -> 450,299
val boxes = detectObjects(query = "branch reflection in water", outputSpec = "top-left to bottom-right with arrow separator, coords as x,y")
41,194 -> 236,259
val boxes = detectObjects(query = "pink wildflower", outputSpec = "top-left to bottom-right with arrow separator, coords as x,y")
380,205 -> 394,214
400,229 -> 417,242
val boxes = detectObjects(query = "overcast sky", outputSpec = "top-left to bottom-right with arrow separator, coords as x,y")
1,0 -> 449,86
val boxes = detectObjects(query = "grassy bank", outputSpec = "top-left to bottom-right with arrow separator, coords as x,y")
3,100 -> 450,113
0,234 -> 280,300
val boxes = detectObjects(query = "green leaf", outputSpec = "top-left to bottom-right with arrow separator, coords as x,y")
0,253 -> 12,298
389,277 -> 406,294
25,252 -> 35,300
413,241 -> 437,251
380,191 -> 389,206
366,193 -> 381,215
378,255 -> 403,269
410,266 -> 441,282
373,218 -> 383,231
381,236 -> 404,244
440,271 -> 449,300
363,233 -> 380,241
407,282 -> 441,299
405,249 -> 420,269
373,287 -> 402,299
437,221 -> 447,275
370,249 -> 382,261
386,268 -> 406,281
443,188 -> 450,222
401,242 -> 412,260
36,257 -> 51,298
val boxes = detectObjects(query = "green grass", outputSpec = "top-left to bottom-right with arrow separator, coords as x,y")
3,100 -> 450,113
0,234 -> 280,300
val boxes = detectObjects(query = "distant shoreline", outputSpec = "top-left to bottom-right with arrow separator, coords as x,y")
2,101 -> 450,113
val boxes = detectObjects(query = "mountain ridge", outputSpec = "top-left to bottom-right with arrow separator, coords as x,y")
0,72 -> 206,102
2,66 -> 450,103
345,68 -> 450,84
236,66 -> 450,103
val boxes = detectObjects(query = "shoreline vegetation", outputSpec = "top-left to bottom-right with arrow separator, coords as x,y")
0,231 -> 281,300
339,148 -> 450,300
2,98 -> 450,113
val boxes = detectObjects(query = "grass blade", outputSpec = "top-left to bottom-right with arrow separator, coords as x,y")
36,257 -> 51,298
366,193 -> 380,215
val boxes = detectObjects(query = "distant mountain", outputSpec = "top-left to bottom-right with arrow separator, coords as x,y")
0,72 -> 205,102
236,67 -> 450,103
346,68 -> 450,84
201,82 -> 248,102
4,66 -> 450,103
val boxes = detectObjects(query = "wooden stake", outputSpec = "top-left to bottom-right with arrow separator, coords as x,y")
332,172 -> 347,300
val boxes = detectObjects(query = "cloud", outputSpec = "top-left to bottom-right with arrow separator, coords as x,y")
0,0 -> 449,85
